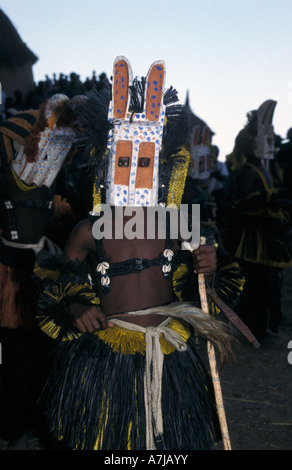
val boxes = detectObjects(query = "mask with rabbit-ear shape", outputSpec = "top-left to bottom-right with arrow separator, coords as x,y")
12,94 -> 76,188
106,56 -> 166,206
189,125 -> 212,180
254,99 -> 277,162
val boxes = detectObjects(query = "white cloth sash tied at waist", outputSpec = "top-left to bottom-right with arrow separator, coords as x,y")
0,236 -> 62,255
110,316 -> 187,450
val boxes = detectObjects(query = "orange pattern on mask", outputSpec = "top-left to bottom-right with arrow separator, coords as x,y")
145,64 -> 164,122
135,142 -> 155,188
114,140 -> 132,185
113,59 -> 129,119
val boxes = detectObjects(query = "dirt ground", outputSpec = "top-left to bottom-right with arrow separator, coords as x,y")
213,265 -> 292,451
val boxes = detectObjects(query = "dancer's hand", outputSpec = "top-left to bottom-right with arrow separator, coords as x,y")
68,303 -> 114,333
192,244 -> 217,275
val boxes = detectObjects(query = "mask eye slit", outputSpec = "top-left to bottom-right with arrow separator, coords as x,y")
138,157 -> 150,168
118,157 -> 130,167
114,140 -> 132,185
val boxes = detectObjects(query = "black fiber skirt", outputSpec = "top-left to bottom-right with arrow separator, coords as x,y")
41,318 -> 220,450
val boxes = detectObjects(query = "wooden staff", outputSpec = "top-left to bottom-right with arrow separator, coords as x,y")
197,236 -> 232,450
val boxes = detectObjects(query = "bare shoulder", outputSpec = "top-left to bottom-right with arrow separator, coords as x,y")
65,218 -> 96,259
75,218 -> 93,235
67,219 -> 92,241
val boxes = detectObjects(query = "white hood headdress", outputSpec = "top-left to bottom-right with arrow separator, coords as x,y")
12,94 -> 76,187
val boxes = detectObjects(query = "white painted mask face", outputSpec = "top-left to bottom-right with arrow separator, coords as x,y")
106,56 -> 166,206
12,94 -> 75,187
254,100 -> 277,162
189,126 -> 212,180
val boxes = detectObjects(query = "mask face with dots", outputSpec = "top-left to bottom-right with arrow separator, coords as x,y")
254,99 -> 276,162
106,56 -> 166,206
12,94 -> 76,187
189,125 -> 212,180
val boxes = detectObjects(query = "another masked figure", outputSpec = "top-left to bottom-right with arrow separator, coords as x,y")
0,94 -> 79,448
182,124 -> 217,222
220,100 -> 292,338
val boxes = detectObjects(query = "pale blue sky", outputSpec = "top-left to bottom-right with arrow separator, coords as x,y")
1,0 -> 292,161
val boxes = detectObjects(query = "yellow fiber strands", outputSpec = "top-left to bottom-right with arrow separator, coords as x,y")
97,318 -> 191,356
167,145 -> 191,209
55,318 -> 192,450
33,259 -> 101,341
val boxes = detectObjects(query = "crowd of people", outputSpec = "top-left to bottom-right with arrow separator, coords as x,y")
0,58 -> 291,451
1,70 -> 108,121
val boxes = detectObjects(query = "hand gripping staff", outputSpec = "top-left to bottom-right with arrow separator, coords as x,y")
185,236 -> 232,450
